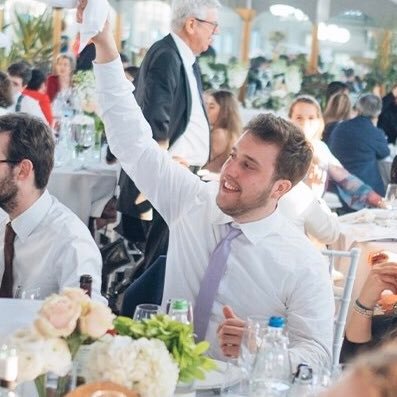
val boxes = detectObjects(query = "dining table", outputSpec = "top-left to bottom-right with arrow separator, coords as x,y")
331,208 -> 397,305
47,159 -> 119,226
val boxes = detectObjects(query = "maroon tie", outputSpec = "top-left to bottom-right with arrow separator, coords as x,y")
0,223 -> 16,298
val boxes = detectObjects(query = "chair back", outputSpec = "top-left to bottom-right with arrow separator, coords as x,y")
120,255 -> 166,318
322,247 -> 361,368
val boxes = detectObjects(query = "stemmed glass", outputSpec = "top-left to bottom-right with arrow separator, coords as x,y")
14,286 -> 41,300
384,184 -> 397,210
133,304 -> 162,320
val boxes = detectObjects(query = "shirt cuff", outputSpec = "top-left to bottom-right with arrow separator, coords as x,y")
93,56 -> 135,92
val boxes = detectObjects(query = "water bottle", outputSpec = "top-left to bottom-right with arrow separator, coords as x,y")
168,299 -> 191,325
288,364 -> 314,397
249,316 -> 291,397
0,345 -> 18,397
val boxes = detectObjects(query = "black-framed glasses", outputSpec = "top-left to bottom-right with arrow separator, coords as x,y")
194,17 -> 219,33
0,159 -> 21,164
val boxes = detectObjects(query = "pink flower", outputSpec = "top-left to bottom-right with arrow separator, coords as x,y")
62,287 -> 91,313
35,295 -> 81,338
79,301 -> 115,338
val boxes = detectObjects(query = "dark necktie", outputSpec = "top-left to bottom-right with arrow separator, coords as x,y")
193,224 -> 242,341
0,223 -> 16,298
192,61 -> 209,122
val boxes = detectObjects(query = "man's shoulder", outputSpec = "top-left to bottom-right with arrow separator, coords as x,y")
144,35 -> 182,65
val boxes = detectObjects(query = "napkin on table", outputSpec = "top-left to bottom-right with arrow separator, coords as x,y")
43,0 -> 110,53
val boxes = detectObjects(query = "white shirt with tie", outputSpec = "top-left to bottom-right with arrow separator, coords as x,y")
94,58 -> 335,369
0,190 -> 105,302
7,93 -> 47,124
168,32 -> 210,167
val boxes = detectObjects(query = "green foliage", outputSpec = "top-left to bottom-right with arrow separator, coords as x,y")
300,72 -> 335,109
114,315 -> 217,383
0,10 -> 53,70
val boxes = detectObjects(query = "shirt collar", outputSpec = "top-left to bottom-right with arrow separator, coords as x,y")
11,190 -> 52,243
170,32 -> 196,67
211,199 -> 284,245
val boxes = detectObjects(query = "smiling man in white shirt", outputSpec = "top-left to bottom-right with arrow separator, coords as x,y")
86,15 -> 334,368
0,113 -> 104,302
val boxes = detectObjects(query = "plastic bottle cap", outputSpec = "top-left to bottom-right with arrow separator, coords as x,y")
171,299 -> 188,311
268,316 -> 285,328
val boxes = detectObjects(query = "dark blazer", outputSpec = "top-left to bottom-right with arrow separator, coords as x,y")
117,34 -> 192,216
329,116 -> 390,196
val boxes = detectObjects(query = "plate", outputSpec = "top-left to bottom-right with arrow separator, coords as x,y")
195,360 -> 242,390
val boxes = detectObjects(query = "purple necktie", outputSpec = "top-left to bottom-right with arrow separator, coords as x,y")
194,224 -> 242,341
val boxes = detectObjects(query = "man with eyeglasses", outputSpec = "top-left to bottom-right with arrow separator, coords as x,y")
117,0 -> 221,267
0,113 -> 105,302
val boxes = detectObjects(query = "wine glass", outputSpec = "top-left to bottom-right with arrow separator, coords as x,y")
238,315 -> 268,378
385,184 -> 397,210
14,286 -> 41,300
133,304 -> 162,320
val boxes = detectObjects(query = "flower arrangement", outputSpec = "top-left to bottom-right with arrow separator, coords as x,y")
10,288 -> 114,397
113,315 -> 216,383
84,335 -> 179,397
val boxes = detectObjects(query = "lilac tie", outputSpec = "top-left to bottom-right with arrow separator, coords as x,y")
194,224 -> 242,341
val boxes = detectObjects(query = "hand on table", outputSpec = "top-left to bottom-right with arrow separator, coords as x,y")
217,305 -> 245,358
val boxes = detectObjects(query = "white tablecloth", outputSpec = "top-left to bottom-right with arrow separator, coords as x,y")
47,163 -> 119,226
0,299 -> 42,342
332,209 -> 397,304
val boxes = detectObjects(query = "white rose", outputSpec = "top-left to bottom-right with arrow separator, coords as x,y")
43,338 -> 72,376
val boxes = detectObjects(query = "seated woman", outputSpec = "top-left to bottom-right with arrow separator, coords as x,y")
340,251 -> 397,363
204,89 -> 242,173
322,92 -> 352,145
289,95 -> 384,212
47,53 -> 75,102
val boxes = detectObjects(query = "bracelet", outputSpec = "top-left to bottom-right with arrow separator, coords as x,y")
353,300 -> 373,319
355,299 -> 373,311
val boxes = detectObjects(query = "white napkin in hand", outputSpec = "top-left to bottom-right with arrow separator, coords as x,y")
44,0 -> 110,53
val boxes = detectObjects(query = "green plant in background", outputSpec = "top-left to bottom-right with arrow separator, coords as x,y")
300,72 -> 335,109
114,315 -> 216,383
0,10 -> 53,70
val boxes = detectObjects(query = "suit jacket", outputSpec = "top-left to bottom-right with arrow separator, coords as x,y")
329,115 -> 390,196
118,34 -> 192,215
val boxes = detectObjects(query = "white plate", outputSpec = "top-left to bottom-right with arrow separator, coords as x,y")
195,360 -> 241,390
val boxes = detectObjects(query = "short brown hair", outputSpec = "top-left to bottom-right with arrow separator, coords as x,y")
244,113 -> 312,186
0,113 -> 54,190
0,72 -> 13,108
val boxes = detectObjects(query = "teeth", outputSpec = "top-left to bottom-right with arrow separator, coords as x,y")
224,181 -> 239,191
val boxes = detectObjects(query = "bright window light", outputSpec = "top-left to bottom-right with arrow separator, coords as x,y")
269,4 -> 309,22
318,22 -> 351,44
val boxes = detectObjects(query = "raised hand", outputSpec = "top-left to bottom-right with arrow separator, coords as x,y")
76,0 -> 87,23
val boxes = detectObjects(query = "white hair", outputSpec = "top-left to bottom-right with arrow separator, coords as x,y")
355,94 -> 382,118
171,0 -> 221,32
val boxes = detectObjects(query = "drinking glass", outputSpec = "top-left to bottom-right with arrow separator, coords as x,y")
14,286 -> 41,300
133,303 -> 162,320
91,392 -> 126,397
384,184 -> 397,210
221,360 -> 247,397
238,315 -> 268,377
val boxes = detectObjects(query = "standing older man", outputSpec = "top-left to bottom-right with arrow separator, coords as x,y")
0,113 -> 104,301
117,0 -> 220,265
86,16 -> 335,369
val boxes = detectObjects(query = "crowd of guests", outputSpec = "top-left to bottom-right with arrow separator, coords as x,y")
2,0 -> 397,393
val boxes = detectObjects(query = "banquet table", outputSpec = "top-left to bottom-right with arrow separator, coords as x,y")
331,208 -> 397,305
47,162 -> 119,226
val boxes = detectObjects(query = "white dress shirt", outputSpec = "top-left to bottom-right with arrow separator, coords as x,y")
7,93 -> 47,124
94,58 -> 335,369
168,33 -> 210,167
279,182 -> 340,244
0,190 -> 105,302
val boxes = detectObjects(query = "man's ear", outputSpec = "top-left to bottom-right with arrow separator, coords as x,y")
15,159 -> 34,182
271,179 -> 292,200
